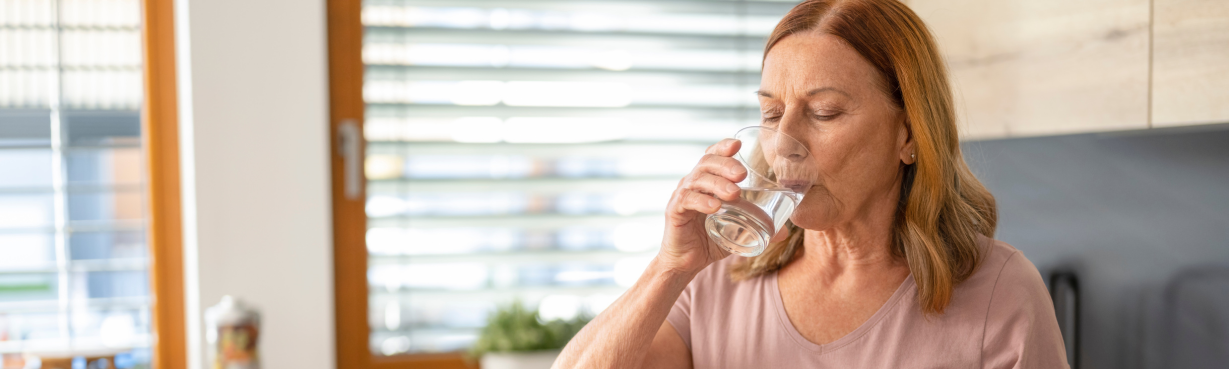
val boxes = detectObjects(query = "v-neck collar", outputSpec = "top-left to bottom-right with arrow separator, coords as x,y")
768,270 -> 915,354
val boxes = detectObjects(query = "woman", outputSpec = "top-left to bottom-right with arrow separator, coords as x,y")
555,0 -> 1068,368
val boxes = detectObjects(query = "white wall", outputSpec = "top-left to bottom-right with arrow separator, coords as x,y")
174,0 -> 334,368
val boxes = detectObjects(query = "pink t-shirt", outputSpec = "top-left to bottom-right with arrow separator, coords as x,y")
667,237 -> 1069,368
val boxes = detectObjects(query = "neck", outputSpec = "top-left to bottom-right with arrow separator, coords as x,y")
796,228 -> 901,276
782,165 -> 913,286
786,196 -> 907,285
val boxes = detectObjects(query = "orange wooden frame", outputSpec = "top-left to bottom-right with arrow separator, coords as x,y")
140,0 -> 186,368
327,0 -> 471,368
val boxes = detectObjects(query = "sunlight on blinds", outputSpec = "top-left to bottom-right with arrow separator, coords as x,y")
361,0 -> 798,355
0,0 -> 152,367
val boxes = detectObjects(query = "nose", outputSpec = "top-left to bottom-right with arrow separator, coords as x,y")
774,129 -> 809,162
773,109 -> 811,161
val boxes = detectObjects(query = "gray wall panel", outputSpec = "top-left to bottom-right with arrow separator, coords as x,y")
963,125 -> 1229,369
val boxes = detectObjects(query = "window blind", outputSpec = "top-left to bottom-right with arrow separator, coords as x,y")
361,0 -> 798,355
0,0 -> 151,364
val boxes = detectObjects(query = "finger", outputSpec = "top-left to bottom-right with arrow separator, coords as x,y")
694,154 -> 748,183
682,172 -> 741,202
671,188 -> 722,215
703,138 -> 742,157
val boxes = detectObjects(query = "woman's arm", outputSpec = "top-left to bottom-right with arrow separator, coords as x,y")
552,139 -> 747,369
551,259 -> 695,369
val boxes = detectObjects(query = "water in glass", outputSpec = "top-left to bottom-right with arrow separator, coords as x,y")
705,187 -> 803,257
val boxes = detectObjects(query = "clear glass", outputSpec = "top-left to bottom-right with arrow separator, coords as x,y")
705,126 -> 815,257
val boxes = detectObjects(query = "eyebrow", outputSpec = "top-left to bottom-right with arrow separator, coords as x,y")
755,87 -> 851,98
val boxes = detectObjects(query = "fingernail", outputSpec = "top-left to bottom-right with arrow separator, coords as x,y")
726,183 -> 739,194
708,199 -> 720,208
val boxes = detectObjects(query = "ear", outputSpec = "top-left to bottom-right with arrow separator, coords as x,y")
896,113 -> 916,165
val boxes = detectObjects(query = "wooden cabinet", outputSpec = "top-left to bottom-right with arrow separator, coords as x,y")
905,0 -> 1226,139
1152,0 -> 1229,127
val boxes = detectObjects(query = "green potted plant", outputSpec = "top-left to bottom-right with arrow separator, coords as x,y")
469,300 -> 590,369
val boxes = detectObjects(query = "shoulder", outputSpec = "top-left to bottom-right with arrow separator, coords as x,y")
967,237 -> 1070,368
667,256 -> 770,350
958,236 -> 1045,299
680,255 -> 779,309
976,237 -> 1048,305
694,256 -> 743,284
684,256 -> 755,297
945,237 -> 1055,339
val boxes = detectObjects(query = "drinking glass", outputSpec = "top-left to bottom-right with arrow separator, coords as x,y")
705,126 -> 814,257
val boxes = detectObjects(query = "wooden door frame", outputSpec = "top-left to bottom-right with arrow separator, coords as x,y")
326,0 -> 472,368
141,0 -> 186,368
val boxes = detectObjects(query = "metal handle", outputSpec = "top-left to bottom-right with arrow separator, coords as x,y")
338,119 -> 361,200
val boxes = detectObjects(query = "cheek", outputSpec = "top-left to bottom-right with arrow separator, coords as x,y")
787,153 -> 893,229
821,119 -> 900,182
824,143 -> 898,197
805,133 -> 859,184
791,123 -> 900,210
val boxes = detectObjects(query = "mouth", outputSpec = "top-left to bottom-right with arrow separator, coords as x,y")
778,179 -> 813,193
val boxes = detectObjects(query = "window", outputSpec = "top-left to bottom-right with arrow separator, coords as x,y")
0,0 -> 152,366
350,0 -> 799,358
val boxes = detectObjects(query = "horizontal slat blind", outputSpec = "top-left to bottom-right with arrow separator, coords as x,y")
361,0 -> 797,355
0,0 -> 152,364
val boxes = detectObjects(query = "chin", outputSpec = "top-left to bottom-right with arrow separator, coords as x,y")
789,196 -> 834,231
789,185 -> 836,230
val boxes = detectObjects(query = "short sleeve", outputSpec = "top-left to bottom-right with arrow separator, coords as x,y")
981,251 -> 1070,369
666,278 -> 695,349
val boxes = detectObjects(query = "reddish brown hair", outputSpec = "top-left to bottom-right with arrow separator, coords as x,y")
730,0 -> 998,315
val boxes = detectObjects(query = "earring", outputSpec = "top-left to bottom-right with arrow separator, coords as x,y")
910,153 -> 916,160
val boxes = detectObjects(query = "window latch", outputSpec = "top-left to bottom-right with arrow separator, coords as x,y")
338,119 -> 361,200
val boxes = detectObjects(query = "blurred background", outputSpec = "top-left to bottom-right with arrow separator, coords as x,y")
359,0 -> 791,357
0,0 -> 1225,368
0,0 -> 152,367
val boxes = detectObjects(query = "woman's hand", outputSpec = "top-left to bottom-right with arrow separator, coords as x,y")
553,139 -> 749,369
659,138 -> 747,275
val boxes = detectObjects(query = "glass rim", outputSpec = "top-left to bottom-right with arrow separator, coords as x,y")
735,124 -> 811,152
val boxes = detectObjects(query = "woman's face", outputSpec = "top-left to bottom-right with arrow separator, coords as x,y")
758,32 -> 914,231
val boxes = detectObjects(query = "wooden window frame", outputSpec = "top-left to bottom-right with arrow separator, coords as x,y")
326,0 -> 471,368
141,0 -> 471,367
141,0 -> 186,368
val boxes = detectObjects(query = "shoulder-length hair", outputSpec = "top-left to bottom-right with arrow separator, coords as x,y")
730,0 -> 998,315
